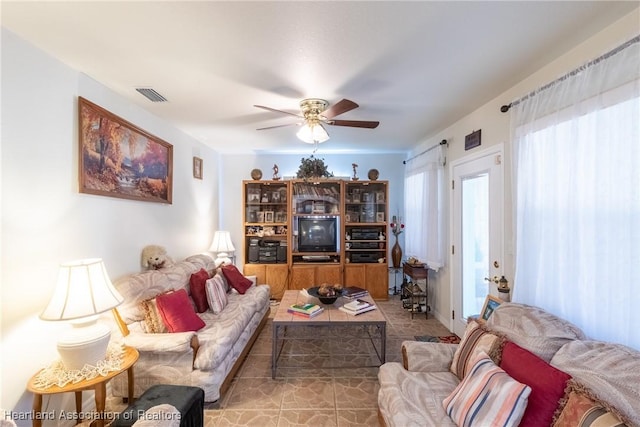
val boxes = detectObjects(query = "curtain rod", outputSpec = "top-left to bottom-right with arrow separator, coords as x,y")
500,35 -> 639,113
403,139 -> 447,164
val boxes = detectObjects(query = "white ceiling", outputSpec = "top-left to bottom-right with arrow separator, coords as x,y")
2,1 -> 637,154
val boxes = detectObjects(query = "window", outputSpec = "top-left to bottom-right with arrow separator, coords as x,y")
403,145 -> 445,271
511,37 -> 639,349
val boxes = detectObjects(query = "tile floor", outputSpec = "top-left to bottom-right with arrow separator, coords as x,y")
101,295 -> 452,426
201,294 -> 453,427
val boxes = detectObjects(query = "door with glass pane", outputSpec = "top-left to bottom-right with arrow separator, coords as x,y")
451,145 -> 503,337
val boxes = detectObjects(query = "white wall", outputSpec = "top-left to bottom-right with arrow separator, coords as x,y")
409,10 -> 640,330
1,28 -> 220,423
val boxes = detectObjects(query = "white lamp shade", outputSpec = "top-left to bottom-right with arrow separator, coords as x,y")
40,258 -> 124,321
209,231 -> 235,254
296,123 -> 329,144
209,231 -> 235,267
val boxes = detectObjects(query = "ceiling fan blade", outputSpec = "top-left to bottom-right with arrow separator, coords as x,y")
328,119 -> 379,129
321,99 -> 359,119
254,105 -> 303,118
257,122 -> 300,130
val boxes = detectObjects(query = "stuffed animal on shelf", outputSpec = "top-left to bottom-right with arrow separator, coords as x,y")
141,245 -> 174,270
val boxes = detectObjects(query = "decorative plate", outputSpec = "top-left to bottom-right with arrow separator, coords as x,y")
251,168 -> 262,180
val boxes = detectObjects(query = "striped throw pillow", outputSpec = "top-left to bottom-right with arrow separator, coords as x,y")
205,275 -> 228,314
443,351 -> 531,427
450,320 -> 503,379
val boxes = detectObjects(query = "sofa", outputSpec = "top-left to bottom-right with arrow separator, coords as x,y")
109,253 -> 271,403
378,302 -> 640,427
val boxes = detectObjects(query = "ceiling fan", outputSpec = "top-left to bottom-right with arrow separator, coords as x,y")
254,98 -> 379,144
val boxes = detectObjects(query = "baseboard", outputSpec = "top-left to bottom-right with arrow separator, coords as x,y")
433,309 -> 451,332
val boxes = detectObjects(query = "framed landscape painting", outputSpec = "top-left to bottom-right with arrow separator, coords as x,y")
78,97 -> 173,204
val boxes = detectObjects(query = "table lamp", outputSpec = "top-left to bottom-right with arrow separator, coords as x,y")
209,231 -> 235,266
40,258 -> 124,370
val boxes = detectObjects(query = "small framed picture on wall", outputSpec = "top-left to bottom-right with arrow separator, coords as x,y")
193,157 -> 203,180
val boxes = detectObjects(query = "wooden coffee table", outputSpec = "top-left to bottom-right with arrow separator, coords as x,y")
272,290 -> 386,378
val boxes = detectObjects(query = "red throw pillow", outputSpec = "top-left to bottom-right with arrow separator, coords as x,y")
500,341 -> 572,427
155,289 -> 205,333
189,268 -> 210,313
221,264 -> 252,294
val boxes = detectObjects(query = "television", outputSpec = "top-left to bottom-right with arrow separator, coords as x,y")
297,216 -> 338,252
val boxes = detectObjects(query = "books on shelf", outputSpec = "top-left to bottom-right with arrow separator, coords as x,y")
287,306 -> 325,318
339,299 -> 377,316
342,286 -> 369,299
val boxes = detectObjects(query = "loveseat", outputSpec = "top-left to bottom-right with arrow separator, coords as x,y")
378,302 -> 640,427
109,253 -> 271,403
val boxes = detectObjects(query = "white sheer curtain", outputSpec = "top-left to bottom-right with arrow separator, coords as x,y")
404,144 -> 445,271
511,36 -> 640,349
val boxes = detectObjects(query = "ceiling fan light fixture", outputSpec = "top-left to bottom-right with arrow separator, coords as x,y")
296,123 -> 329,144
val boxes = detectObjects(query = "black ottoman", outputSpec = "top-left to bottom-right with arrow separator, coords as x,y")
111,385 -> 204,427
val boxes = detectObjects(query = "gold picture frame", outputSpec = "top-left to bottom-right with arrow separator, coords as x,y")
79,97 -> 173,204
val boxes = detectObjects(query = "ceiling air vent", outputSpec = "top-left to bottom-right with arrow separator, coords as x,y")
135,88 -> 168,103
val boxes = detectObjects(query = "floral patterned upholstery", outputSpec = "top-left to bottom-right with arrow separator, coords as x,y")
109,253 -> 271,402
551,340 -> 640,426
378,303 -> 633,427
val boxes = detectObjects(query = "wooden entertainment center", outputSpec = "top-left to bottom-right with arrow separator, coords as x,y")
242,179 -> 389,300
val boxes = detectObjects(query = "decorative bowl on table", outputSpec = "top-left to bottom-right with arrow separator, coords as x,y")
308,284 -> 344,305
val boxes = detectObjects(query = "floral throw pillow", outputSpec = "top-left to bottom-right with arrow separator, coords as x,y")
553,388 -> 628,427
139,293 -> 169,333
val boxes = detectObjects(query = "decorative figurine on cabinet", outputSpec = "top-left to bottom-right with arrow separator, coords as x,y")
272,164 -> 280,181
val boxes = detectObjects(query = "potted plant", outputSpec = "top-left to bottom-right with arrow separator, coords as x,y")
296,156 -> 334,179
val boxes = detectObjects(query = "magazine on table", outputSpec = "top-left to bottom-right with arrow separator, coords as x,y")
339,299 -> 377,315
287,306 -> 325,318
288,303 -> 322,315
342,286 -> 369,299
343,299 -> 370,310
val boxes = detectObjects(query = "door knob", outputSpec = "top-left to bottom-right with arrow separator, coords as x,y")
493,261 -> 500,268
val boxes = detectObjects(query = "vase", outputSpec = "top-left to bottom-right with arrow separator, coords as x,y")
391,236 -> 402,268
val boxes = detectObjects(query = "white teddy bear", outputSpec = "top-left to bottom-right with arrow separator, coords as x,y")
141,245 -> 174,270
